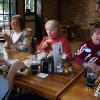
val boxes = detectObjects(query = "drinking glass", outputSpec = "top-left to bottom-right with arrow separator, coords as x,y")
86,72 -> 97,88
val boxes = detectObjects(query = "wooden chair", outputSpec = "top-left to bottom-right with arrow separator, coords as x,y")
25,28 -> 33,37
25,28 -> 37,54
60,24 -> 67,38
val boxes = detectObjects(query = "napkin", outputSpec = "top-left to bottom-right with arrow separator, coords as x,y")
37,52 -> 46,61
36,73 -> 48,78
7,59 -> 18,65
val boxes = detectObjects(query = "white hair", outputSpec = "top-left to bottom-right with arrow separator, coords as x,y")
45,20 -> 60,29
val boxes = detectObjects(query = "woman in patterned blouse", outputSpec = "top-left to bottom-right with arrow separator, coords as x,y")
4,15 -> 32,53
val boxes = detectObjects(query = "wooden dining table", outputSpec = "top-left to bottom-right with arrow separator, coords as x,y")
59,72 -> 100,100
3,48 -> 99,100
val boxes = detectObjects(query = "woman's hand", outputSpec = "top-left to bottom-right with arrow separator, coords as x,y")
42,38 -> 52,49
89,63 -> 100,72
83,62 -> 100,73
4,33 -> 13,44
10,61 -> 25,73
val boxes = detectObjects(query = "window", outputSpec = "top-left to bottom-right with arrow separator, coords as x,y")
96,0 -> 100,11
25,0 -> 35,15
0,0 -> 16,32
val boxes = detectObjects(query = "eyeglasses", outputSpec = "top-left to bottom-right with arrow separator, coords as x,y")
10,21 -> 18,24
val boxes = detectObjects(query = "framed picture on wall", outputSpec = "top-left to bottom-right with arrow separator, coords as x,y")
96,0 -> 100,11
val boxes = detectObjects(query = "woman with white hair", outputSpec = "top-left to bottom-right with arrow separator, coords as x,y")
37,20 -> 72,73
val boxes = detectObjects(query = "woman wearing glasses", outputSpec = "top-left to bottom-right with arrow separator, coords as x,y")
4,15 -> 32,53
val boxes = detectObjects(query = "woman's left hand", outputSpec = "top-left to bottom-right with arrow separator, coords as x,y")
83,62 -> 100,73
4,33 -> 13,44
0,58 -> 7,65
89,63 -> 100,72
10,61 -> 25,73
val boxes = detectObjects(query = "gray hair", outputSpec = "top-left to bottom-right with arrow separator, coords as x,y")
45,20 -> 59,29
45,20 -> 60,34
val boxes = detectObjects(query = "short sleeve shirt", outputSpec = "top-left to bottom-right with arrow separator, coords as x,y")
0,76 -> 9,100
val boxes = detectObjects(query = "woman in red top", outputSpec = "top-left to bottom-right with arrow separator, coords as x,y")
74,20 -> 100,72
37,20 -> 72,73
37,20 -> 71,58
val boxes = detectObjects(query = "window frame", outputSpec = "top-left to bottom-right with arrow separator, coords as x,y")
0,0 -> 16,32
25,0 -> 36,15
